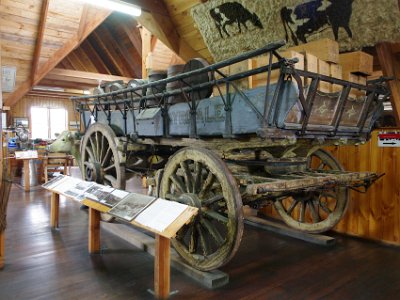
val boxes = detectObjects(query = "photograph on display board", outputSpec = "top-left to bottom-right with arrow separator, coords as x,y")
64,180 -> 95,201
101,189 -> 130,207
42,175 -> 67,190
84,184 -> 115,202
108,193 -> 156,222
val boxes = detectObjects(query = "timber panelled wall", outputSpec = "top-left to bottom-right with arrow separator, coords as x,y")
9,95 -> 76,132
329,131 -> 400,245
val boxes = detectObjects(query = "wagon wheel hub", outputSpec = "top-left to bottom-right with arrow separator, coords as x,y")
177,193 -> 201,208
84,161 -> 103,183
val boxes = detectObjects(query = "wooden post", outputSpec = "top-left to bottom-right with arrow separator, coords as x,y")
50,192 -> 60,229
88,208 -> 101,253
23,159 -> 30,192
154,235 -> 170,300
140,26 -> 152,78
0,231 -> 4,269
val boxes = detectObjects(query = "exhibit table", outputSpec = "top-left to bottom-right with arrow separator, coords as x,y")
45,176 -> 198,300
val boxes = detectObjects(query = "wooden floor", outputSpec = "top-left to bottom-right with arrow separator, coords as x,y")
1,174 -> 400,299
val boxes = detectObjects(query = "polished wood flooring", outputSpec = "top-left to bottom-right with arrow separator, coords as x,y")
1,173 -> 400,299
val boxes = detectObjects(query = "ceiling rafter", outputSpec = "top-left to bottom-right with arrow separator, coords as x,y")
121,22 -> 142,57
136,8 -> 202,62
98,23 -> 138,77
80,39 -> 111,74
78,4 -> 89,42
4,7 -> 112,107
104,22 -> 141,77
44,68 -> 133,87
89,31 -> 130,76
31,0 -> 50,83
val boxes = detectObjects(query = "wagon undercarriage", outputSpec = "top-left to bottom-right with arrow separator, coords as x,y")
72,41 -> 389,271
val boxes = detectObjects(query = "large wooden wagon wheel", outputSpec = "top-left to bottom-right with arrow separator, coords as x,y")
160,147 -> 243,271
274,149 -> 348,233
81,123 -> 126,189
81,123 -> 126,221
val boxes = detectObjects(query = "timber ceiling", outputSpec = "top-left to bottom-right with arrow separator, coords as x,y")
0,0 -> 211,106
1,0 -> 400,125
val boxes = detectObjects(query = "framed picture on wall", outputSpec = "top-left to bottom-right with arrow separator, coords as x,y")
13,117 -> 29,128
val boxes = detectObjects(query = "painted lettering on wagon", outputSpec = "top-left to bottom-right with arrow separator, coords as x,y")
169,104 -> 226,125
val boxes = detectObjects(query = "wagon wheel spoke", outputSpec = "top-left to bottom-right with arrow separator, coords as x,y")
202,194 -> 224,206
202,209 -> 228,224
180,161 -> 193,193
85,146 -> 96,163
308,200 -> 320,223
95,131 -> 101,160
101,147 -> 112,167
81,123 -> 126,192
319,194 -> 334,214
100,133 -> 105,161
103,164 -> 116,172
200,218 -> 225,246
104,174 -> 118,187
299,202 -> 305,223
196,224 -> 211,256
188,224 -> 197,254
170,174 -> 186,194
286,199 -> 299,216
199,172 -> 215,199
193,162 -> 203,193
89,136 -> 97,161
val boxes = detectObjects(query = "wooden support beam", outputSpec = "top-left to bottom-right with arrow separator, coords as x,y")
121,22 -> 142,58
80,39 -> 111,74
4,8 -> 111,107
0,232 -> 4,269
31,0 -> 50,83
46,68 -> 133,84
137,9 -> 203,62
376,43 -> 400,126
90,31 -> 130,76
98,24 -> 138,77
78,4 -> 89,42
140,26 -> 152,78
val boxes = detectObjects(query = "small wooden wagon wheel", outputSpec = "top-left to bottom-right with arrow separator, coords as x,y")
160,147 -> 243,271
274,149 -> 348,233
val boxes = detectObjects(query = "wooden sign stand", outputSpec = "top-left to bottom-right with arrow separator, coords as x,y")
49,192 -> 197,300
0,231 -> 5,269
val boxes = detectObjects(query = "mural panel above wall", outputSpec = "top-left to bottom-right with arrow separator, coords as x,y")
191,0 -> 400,61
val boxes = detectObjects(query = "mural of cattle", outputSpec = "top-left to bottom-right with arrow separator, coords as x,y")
281,0 -> 353,45
210,2 -> 263,38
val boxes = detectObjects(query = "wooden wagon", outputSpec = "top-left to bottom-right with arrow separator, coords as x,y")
72,41 -> 390,271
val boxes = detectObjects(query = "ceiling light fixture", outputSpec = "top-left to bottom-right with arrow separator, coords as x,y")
77,0 -> 141,17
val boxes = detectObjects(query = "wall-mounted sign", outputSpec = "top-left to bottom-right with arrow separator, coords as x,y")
2,66 -> 16,92
378,131 -> 400,147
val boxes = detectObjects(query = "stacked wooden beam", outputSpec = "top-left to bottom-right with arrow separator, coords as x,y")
216,38 -> 374,100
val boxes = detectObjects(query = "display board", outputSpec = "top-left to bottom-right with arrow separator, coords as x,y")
42,175 -> 198,237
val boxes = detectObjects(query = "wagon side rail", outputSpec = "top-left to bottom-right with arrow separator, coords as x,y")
72,40 -> 390,141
